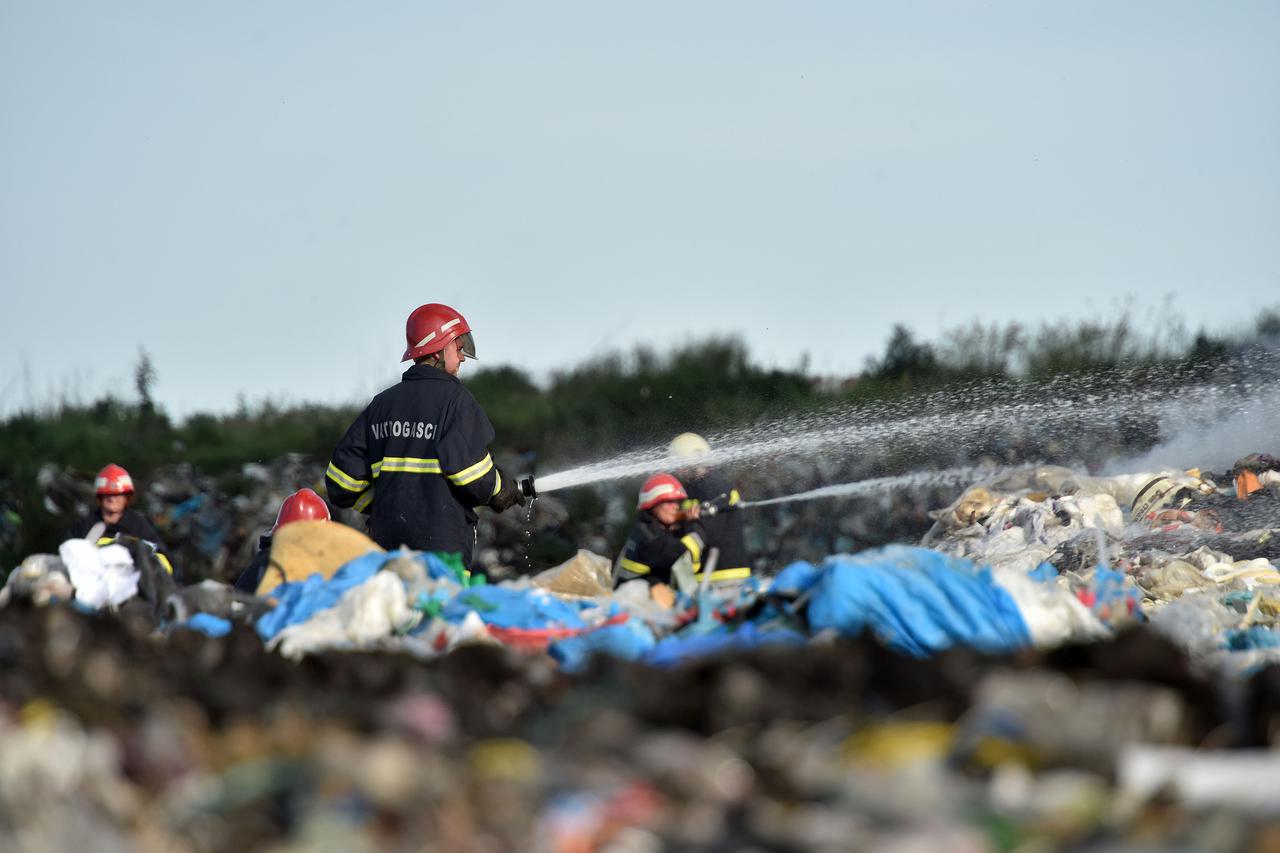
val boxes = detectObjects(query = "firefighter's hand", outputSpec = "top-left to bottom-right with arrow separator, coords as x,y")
682,503 -> 701,521
488,472 -> 526,513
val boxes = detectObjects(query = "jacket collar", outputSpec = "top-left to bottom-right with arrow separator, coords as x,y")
402,363 -> 459,383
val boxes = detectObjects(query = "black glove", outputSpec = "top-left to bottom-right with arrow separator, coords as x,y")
488,469 -> 526,512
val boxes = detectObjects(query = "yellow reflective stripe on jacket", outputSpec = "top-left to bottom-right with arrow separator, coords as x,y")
373,457 -> 443,477
353,487 -> 374,513
326,462 -> 370,493
447,453 -> 494,486
680,533 -> 703,563
97,536 -> 174,575
728,489 -> 741,506
618,557 -> 651,576
491,469 -> 503,498
680,533 -> 703,573
694,567 -> 752,583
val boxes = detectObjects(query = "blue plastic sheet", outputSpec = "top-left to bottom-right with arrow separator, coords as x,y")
802,545 -> 1032,657
440,585 -> 588,630
1225,627 -> 1280,651
771,560 -> 824,597
643,622 -> 807,668
255,551 -> 392,640
1027,562 -> 1059,584
180,613 -> 232,637
549,619 -> 657,673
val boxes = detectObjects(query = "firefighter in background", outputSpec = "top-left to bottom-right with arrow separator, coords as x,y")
614,473 -> 706,593
325,303 -> 525,566
234,488 -> 330,593
668,432 -> 753,584
70,463 -> 175,574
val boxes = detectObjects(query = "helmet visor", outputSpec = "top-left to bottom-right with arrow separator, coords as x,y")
456,331 -> 477,359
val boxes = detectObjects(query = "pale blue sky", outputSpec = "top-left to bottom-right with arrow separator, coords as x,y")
3,1 -> 1277,417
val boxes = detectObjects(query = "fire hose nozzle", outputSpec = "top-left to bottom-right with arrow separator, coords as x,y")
699,496 -> 735,517
517,475 -> 537,500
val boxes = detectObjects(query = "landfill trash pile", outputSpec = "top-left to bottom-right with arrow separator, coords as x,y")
922,456 -> 1280,677
29,452 -> 573,586
3,453 -> 1279,850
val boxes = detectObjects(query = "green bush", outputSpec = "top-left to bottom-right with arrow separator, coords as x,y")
3,308 -> 1275,573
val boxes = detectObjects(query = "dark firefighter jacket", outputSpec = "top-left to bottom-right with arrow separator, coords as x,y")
615,513 -> 706,587
71,507 -> 166,551
233,534 -> 272,593
325,363 -> 503,566
69,508 -> 176,576
681,469 -> 752,583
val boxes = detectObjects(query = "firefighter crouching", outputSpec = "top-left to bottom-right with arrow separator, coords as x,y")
325,303 -> 525,567
614,473 -> 706,595
234,487 -> 331,593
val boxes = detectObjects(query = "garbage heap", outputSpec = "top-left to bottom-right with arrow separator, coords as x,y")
28,452 -> 566,586
922,453 -> 1280,678
2,454 -> 1279,851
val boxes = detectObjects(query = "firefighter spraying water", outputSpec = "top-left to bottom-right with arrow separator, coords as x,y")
325,303 -> 534,568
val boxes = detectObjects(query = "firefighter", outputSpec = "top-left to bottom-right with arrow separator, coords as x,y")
70,463 -> 175,574
325,303 -> 525,565
614,473 -> 706,592
234,488 -> 330,593
668,432 -> 752,584
71,463 -> 165,547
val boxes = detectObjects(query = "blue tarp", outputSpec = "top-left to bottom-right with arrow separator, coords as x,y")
440,584 -> 588,630
797,545 -> 1032,657
643,622 -> 807,668
1225,626 -> 1280,651
549,619 -> 657,673
255,550 -> 485,641
179,613 -> 233,637
250,544 -> 1036,663
255,551 -> 392,640
255,547 -> 598,642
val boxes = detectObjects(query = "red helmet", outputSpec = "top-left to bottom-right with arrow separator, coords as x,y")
401,303 -> 477,362
95,464 -> 135,497
637,473 -> 688,511
272,488 -> 331,533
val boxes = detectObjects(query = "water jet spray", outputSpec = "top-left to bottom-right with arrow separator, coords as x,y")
531,353 -> 1280,497
735,464 -> 1007,509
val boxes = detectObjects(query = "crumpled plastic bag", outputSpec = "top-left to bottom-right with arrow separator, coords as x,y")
58,539 -> 139,609
1150,592 -> 1242,659
1201,558 -> 1280,589
268,571 -> 418,660
1138,558 -> 1211,602
532,550 -> 613,598
993,566 -> 1109,647
934,493 -> 1124,574
163,579 -> 272,624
